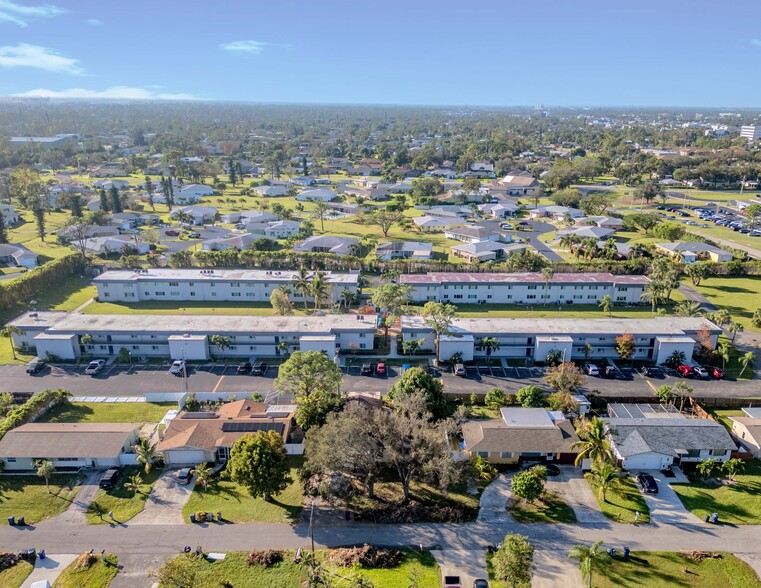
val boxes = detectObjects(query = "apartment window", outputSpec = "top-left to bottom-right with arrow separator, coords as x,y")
125,293 -> 135,298
467,294 -> 477,299
132,345 -> 139,350
453,294 -> 463,299
211,292 -> 217,297
500,452 -> 514,459
155,291 -> 165,296
507,295 -> 512,299
246,292 -> 255,297
56,457 -> 79,462
210,283 -> 216,287
359,333 -> 366,338
618,287 -> 628,292
487,295 -> 492,299
709,449 -> 726,456
527,285 -> 537,290
100,345 -> 107,350
360,343 -> 367,349
249,346 -> 257,351
231,282 -> 241,287
169,282 -> 178,286
190,292 -> 196,297
616,296 -> 626,302
171,292 -> 179,296
443,285 -> 449,290
104,292 -> 110,298
6,458 -> 15,463
526,295 -> 536,300
188,282 -> 194,286
231,292 -> 241,297
686,449 -> 701,458
151,345 -> 159,350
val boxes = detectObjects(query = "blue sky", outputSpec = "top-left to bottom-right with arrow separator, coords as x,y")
0,0 -> 760,107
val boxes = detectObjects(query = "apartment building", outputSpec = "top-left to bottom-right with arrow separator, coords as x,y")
10,311 -> 377,361
94,269 -> 359,304
399,272 -> 649,305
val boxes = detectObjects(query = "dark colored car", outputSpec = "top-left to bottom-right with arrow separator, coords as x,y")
98,468 -> 121,490
164,229 -> 180,236
251,362 -> 266,375
635,472 -> 659,494
25,360 -> 46,374
676,364 -> 694,377
236,361 -> 252,374
474,580 -> 489,588
361,363 -> 373,375
177,468 -> 193,485
710,366 -> 725,379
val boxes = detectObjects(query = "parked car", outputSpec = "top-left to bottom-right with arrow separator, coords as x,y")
236,361 -> 252,374
98,468 -> 121,490
361,363 -> 373,375
676,364 -> 694,377
375,363 -> 386,375
693,365 -> 709,379
444,577 -> 462,588
584,363 -> 600,376
454,363 -> 466,377
634,472 -> 659,494
251,362 -> 266,375
25,359 -> 46,374
710,366 -> 725,379
169,359 -> 185,375
84,359 -> 106,375
499,222 -> 514,230
187,231 -> 201,238
177,468 -> 193,485
473,580 -> 489,588
164,229 -> 180,236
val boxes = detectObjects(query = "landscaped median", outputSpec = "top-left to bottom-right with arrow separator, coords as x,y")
86,466 -> 163,525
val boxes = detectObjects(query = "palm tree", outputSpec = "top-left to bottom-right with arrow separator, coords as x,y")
541,267 -> 554,305
123,473 -> 143,495
478,337 -> 500,357
312,200 -> 330,232
311,271 -> 329,311
640,281 -> 665,315
209,334 -> 231,354
339,287 -> 356,311
276,339 -> 290,358
192,462 -> 213,491
674,300 -> 702,317
716,342 -> 731,370
568,541 -> 609,588
739,351 -> 756,377
35,459 -> 55,494
133,438 -> 159,475
0,325 -> 21,361
728,321 -> 744,343
585,461 -> 621,503
571,417 -> 613,466
598,294 -> 613,318
293,267 -> 313,312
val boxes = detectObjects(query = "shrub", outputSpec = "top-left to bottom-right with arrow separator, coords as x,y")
194,511 -> 208,522
484,387 -> 509,410
327,545 -> 403,569
246,550 -> 284,568
75,551 -> 97,569
753,308 -> 761,329
0,388 -> 70,441
0,552 -> 19,573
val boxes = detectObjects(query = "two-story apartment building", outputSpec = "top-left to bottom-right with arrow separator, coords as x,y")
399,272 -> 649,305
94,269 -> 358,305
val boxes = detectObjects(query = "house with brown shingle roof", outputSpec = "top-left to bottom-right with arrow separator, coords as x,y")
158,400 -> 294,465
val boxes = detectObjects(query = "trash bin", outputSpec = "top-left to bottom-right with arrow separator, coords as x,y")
344,510 -> 350,521
16,517 -> 24,526
705,514 -> 710,522
7,516 -> 14,526
189,513 -> 196,523
610,548 -> 617,557
39,550 -> 45,560
623,547 -> 630,558
712,513 -> 719,524
206,513 -> 213,522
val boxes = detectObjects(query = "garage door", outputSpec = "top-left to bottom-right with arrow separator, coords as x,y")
624,454 -> 670,471
166,450 -> 207,465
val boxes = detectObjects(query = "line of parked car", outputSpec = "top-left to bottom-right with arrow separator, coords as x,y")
676,363 -> 724,379
696,207 -> 761,236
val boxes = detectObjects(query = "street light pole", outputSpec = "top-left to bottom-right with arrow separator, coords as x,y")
309,500 -> 315,555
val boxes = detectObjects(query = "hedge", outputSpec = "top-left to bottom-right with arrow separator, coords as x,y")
0,388 -> 70,441
0,254 -> 87,310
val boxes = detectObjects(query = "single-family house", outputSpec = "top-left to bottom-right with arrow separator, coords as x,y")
529,206 -> 584,221
451,241 -> 527,263
247,220 -> 302,239
171,205 -> 217,225
0,205 -> 19,225
90,164 -> 126,178
444,225 -> 503,244
557,226 -> 616,240
82,235 -> 150,256
499,171 -> 539,196
655,242 -> 733,264
470,161 -> 495,173
253,185 -> 288,197
412,215 -> 465,231
430,167 -> 457,179
221,210 -> 277,225
293,235 -> 357,256
575,216 -> 625,231
177,184 -> 213,199
296,188 -> 337,202
158,400 -> 294,465
730,416 -> 761,458
291,176 -> 317,187
376,241 -> 434,261
201,233 -> 259,251
426,206 -> 471,219
109,212 -> 159,230
93,179 -> 130,190
605,403 -> 736,470
0,243 -> 38,268
0,423 -> 141,471
460,407 -> 579,465
479,202 -> 519,219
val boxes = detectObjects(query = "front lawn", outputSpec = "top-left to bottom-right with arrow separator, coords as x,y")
182,457 -> 303,523
54,553 -> 118,588
84,300 -> 309,316
509,492 -> 577,523
591,476 -> 650,524
156,550 -> 440,588
0,475 -> 80,524
41,402 -> 173,424
671,460 -> 761,525
0,560 -> 34,588
86,466 -> 163,524
707,408 -> 745,432
596,551 -> 761,587
684,277 -> 761,332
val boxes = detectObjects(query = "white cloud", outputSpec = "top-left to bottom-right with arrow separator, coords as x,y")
0,0 -> 65,27
220,40 -> 276,55
0,43 -> 83,74
11,86 -> 199,101
752,39 -> 761,47
86,18 -> 102,26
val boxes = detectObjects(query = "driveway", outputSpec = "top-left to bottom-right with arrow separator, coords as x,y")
20,553 -> 77,588
431,549 -> 487,588
545,467 -> 608,524
477,474 -> 513,523
639,471 -> 700,526
532,550 -> 584,588
130,469 -> 195,525
46,471 -> 101,526
110,552 -> 165,588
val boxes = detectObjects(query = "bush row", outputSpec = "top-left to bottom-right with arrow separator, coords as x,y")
0,388 -> 70,441
0,254 -> 86,310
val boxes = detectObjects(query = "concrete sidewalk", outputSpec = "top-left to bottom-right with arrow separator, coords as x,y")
21,553 -> 76,588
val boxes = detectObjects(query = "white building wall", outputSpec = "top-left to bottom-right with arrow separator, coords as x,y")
34,336 -> 78,360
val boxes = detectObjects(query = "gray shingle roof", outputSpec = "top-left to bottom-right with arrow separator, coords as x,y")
606,418 -> 737,457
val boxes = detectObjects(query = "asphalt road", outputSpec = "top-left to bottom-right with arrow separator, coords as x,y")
5,361 -> 759,400
526,220 -> 564,262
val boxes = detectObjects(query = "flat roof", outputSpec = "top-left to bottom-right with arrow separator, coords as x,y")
500,407 -> 557,428
94,268 -> 359,284
401,316 -> 719,336
400,272 -> 649,286
11,311 -> 378,335
608,403 -> 685,419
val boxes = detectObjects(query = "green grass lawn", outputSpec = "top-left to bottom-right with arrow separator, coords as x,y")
40,402 -> 174,424
0,475 -> 80,524
0,275 -> 95,329
596,551 -> 761,587
54,553 -> 118,588
509,492 -> 577,523
683,277 -> 761,332
0,561 -> 34,588
409,301 -> 683,320
183,457 -> 303,523
83,299 -> 310,316
591,476 -> 650,524
86,466 -> 163,525
706,408 -> 745,432
157,550 -> 440,588
671,460 -> 761,525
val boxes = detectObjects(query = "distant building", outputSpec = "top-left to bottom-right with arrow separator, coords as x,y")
0,243 -> 38,268
376,241 -> 433,261
293,235 -> 357,255
451,241 -> 526,262
499,171 -> 539,196
296,188 -> 337,202
655,242 -> 732,263
740,125 -> 761,142
8,134 -> 80,151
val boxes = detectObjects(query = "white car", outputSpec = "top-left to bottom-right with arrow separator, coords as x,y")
584,364 -> 600,376
169,360 -> 186,376
693,366 -> 709,378
84,359 -> 105,375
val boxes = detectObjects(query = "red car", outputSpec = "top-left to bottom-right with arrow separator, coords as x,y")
710,366 -> 725,379
375,363 -> 386,376
164,229 -> 180,236
676,364 -> 694,377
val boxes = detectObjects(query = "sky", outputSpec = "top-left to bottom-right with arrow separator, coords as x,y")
0,0 -> 760,107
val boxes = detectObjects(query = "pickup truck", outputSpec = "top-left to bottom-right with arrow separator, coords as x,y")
444,576 -> 462,588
